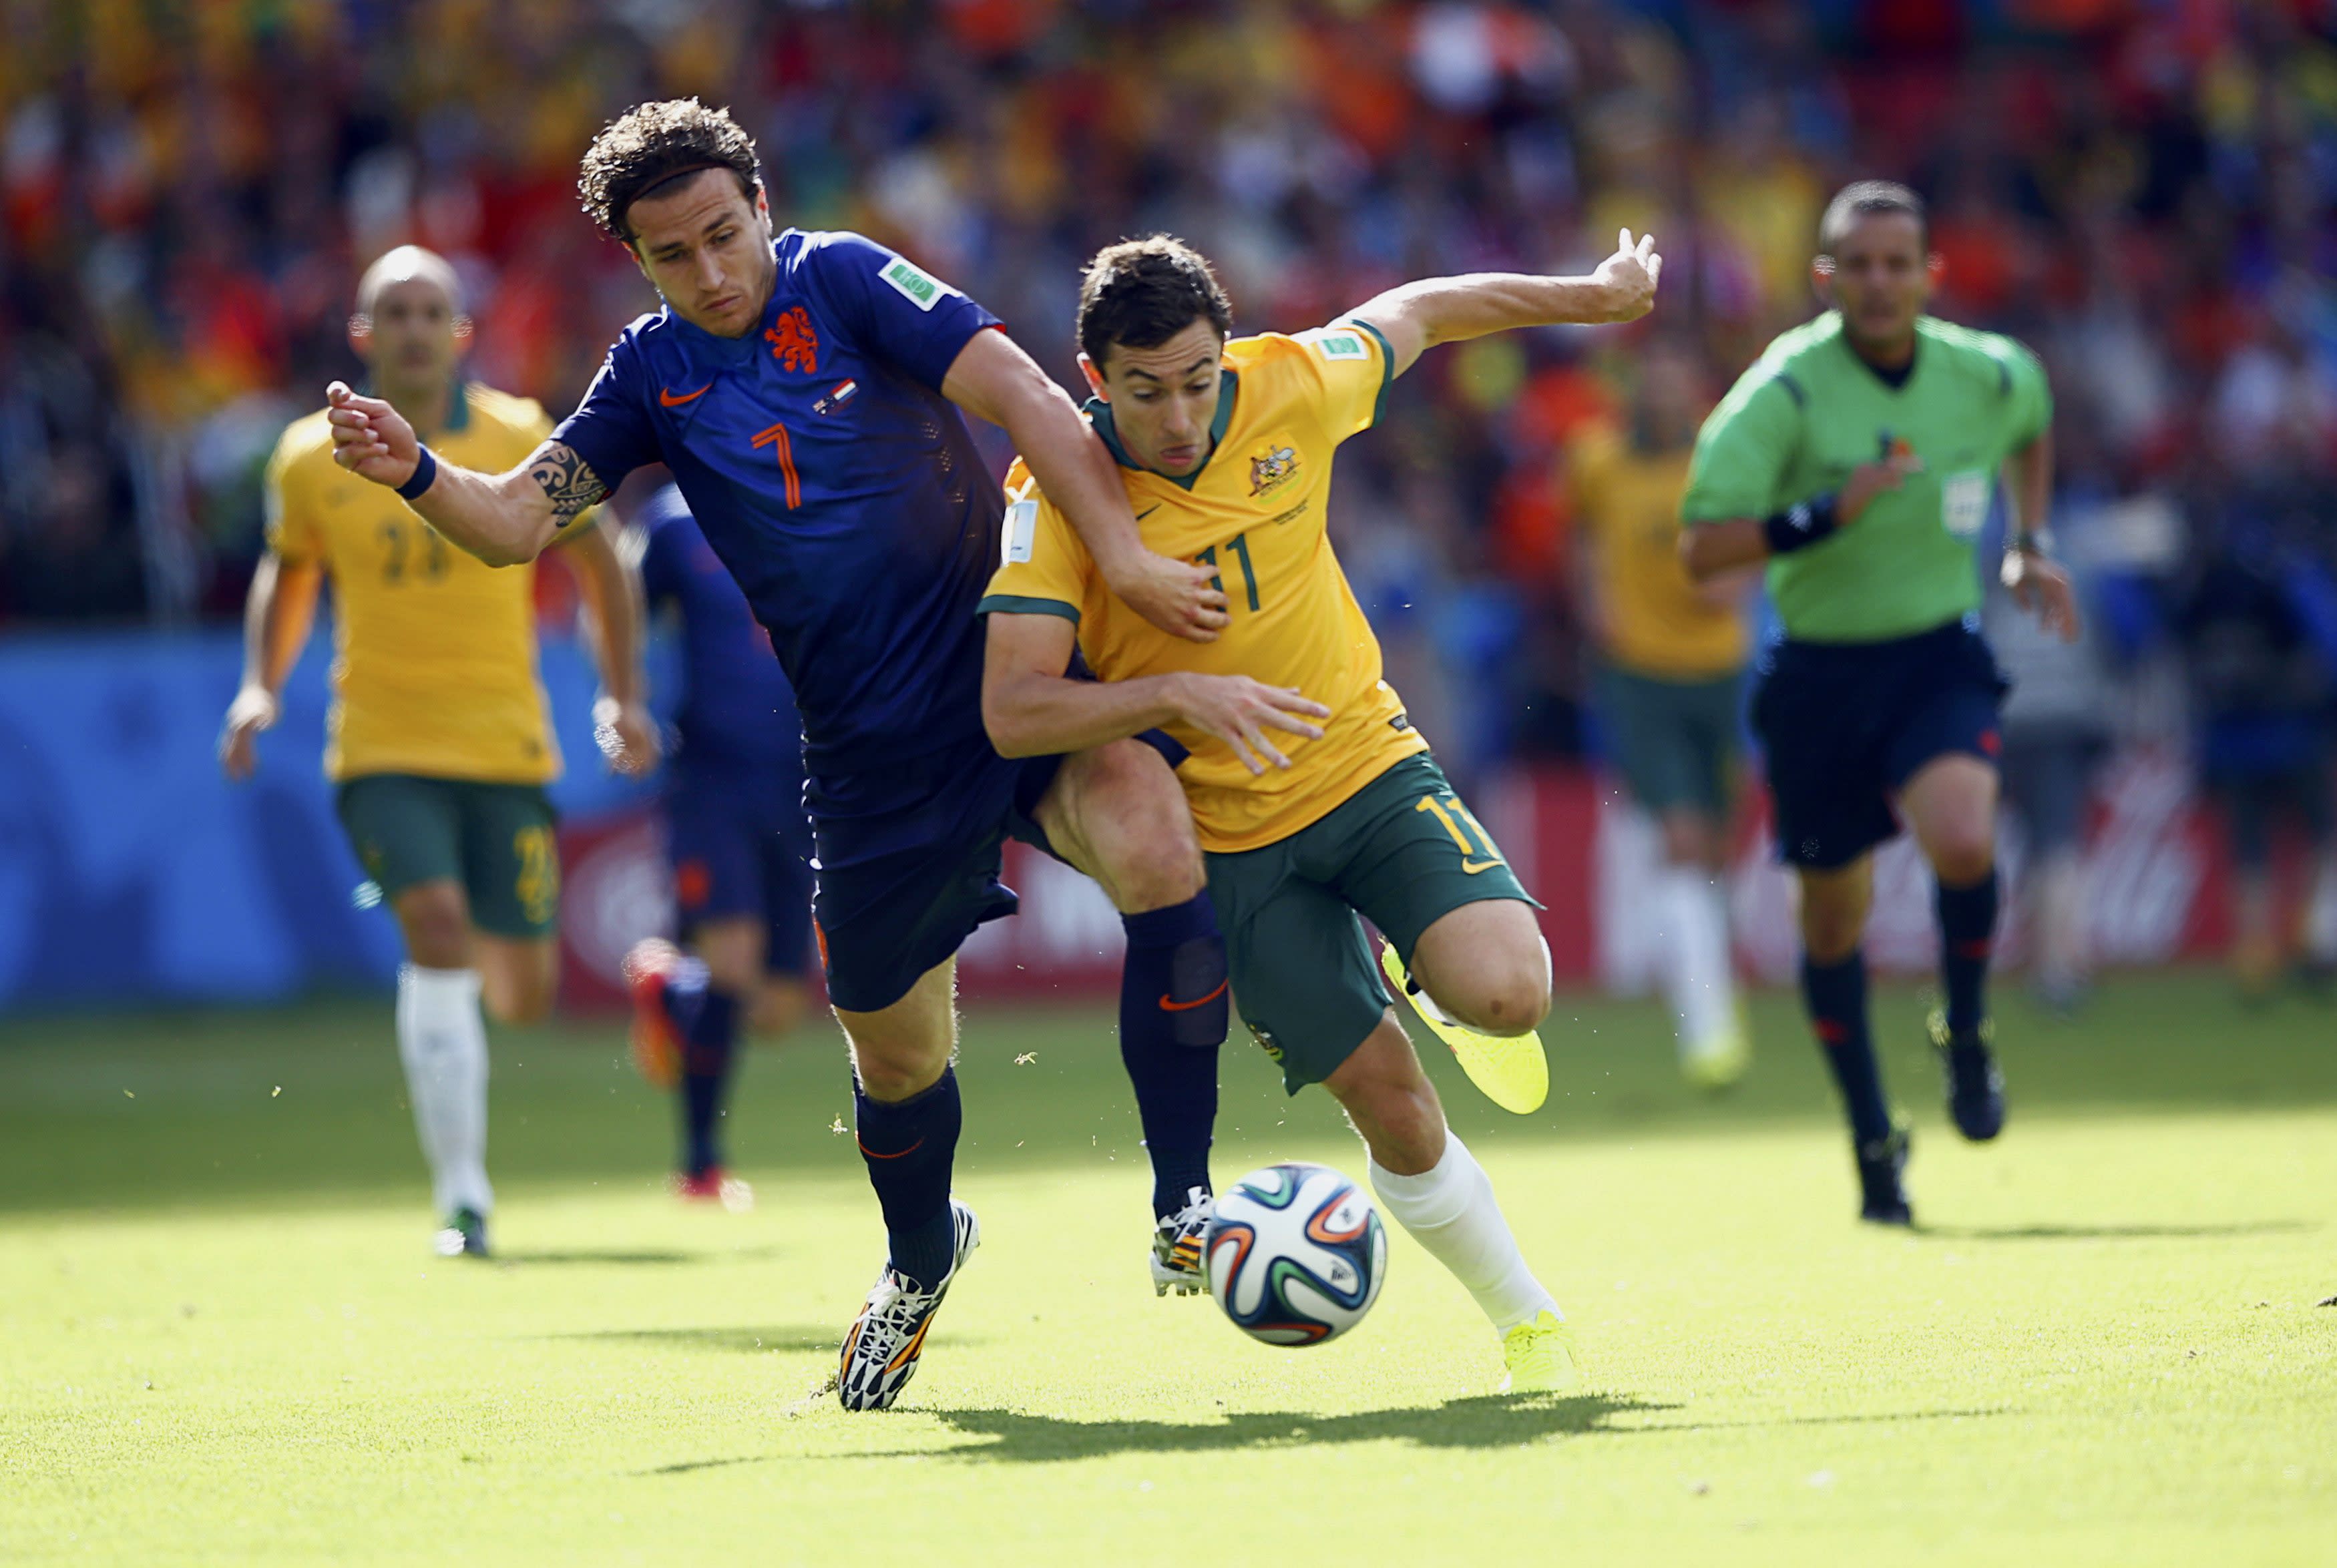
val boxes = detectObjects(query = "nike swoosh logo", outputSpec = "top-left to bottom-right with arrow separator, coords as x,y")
1158,979 -> 1229,1012
1461,858 -> 1502,874
659,384 -> 712,407
1136,505 -> 1160,521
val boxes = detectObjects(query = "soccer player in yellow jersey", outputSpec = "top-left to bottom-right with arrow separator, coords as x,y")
219,246 -> 656,1258
1571,341 -> 1755,1088
982,232 -> 1661,1391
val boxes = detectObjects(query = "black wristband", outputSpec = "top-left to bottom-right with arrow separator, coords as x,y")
395,444 -> 438,501
1763,492 -> 1839,555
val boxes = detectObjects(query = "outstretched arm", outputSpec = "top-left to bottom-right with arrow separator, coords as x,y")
1678,454 -> 1926,581
558,520 -> 660,776
324,382 -> 602,567
219,551 -> 323,780
1347,230 -> 1663,380
982,612 -> 1327,776
943,330 -> 1229,643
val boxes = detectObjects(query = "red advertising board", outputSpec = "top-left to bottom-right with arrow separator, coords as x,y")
559,748 -> 2242,1013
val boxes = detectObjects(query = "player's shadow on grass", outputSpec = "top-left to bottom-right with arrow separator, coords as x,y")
560,1323 -> 1004,1356
925,1392 -> 1669,1462
1914,1220 -> 2314,1243
493,1244 -> 785,1267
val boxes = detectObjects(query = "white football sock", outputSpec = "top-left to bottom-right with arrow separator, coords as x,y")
1655,864 -> 1735,1051
1368,1131 -> 1558,1334
396,965 -> 493,1218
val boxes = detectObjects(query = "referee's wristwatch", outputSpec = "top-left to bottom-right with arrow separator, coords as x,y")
2007,528 -> 2056,558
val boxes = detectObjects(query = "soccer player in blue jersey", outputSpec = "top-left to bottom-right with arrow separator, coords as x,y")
622,483 -> 818,1211
1681,183 -> 2080,1223
325,100 -> 1260,1410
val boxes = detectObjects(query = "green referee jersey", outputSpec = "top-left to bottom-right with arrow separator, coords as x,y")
1681,312 -> 2051,643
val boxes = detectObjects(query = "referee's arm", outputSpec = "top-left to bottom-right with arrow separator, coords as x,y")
1679,452 -> 1922,581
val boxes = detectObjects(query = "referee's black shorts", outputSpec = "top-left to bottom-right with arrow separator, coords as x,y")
1750,615 -> 2011,870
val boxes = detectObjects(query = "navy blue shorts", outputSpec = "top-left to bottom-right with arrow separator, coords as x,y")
1750,617 -> 2010,870
666,763 -> 817,979
805,732 -> 1064,1014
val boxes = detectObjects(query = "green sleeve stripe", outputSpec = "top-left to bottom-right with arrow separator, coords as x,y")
1343,317 -> 1398,429
977,593 -> 1080,625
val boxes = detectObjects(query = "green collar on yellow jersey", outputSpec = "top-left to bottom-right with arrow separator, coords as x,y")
356,377 -> 471,436
1082,369 -> 1241,492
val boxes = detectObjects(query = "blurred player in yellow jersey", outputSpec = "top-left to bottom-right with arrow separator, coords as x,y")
218,246 -> 657,1258
1571,340 -> 1755,1089
982,232 -> 1660,1392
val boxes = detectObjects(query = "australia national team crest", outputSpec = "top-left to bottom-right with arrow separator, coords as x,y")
1249,441 -> 1300,499
765,306 -> 818,373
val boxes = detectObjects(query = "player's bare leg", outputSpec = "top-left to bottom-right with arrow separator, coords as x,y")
1382,898 -> 1553,1115
391,880 -> 495,1256
1406,899 -> 1552,1037
475,934 -> 558,1025
1036,739 -> 1227,1296
1325,1015 -> 1573,1390
1901,754 -> 2008,1141
832,959 -> 978,1410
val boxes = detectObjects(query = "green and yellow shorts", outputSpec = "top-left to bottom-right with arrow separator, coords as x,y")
335,773 -> 561,939
1205,754 -> 1537,1093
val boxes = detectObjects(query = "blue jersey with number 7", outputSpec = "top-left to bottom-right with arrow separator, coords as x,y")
554,230 -> 1004,776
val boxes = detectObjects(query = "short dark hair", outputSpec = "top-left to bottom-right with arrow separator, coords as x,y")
1818,180 -> 1928,253
578,98 -> 761,244
1076,236 -> 1233,368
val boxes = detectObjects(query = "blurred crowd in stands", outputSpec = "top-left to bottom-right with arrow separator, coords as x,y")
3,0 -> 2332,786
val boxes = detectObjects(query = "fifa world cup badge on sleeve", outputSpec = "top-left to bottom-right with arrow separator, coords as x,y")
1002,499 -> 1038,565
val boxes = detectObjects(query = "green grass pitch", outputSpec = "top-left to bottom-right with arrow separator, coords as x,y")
4,972 -> 2332,1564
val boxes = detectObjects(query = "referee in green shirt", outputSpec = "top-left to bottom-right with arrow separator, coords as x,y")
1680,182 -> 2080,1224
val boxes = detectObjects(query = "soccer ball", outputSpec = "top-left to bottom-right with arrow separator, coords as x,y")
1205,1162 -> 1388,1346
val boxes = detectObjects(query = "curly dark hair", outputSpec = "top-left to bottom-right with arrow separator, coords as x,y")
1076,236 -> 1233,368
577,98 -> 762,244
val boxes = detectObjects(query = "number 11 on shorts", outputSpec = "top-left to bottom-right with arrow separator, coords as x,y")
1416,794 -> 1504,873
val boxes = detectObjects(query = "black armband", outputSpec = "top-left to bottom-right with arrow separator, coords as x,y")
395,445 -> 439,501
1763,493 -> 1839,555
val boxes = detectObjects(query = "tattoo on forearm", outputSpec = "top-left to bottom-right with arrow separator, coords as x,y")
527,442 -> 608,525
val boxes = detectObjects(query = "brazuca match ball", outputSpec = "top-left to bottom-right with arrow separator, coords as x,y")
1205,1162 -> 1388,1346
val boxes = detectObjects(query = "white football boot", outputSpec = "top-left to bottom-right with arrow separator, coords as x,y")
1149,1185 -> 1213,1297
837,1199 -> 980,1412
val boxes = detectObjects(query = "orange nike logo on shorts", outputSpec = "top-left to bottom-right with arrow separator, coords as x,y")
660,383 -> 712,407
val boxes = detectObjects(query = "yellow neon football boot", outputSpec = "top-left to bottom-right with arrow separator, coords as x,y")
1681,1008 -> 1751,1091
1499,1310 -> 1581,1394
1379,939 -> 1549,1114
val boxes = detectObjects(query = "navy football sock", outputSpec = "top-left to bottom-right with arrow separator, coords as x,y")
855,1067 -> 962,1290
1118,894 -> 1226,1219
679,985 -> 740,1178
1801,950 -> 1892,1147
1936,868 -> 2000,1035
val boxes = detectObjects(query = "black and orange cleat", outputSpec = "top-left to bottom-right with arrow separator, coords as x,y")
837,1200 -> 979,1412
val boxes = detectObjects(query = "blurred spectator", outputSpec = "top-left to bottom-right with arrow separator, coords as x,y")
0,0 -> 2328,786
1985,556 -> 2113,1014
1569,337 -> 1753,1083
2171,503 -> 2337,999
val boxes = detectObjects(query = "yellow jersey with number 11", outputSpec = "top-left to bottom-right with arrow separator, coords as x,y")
980,324 -> 1426,854
264,382 -> 562,785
